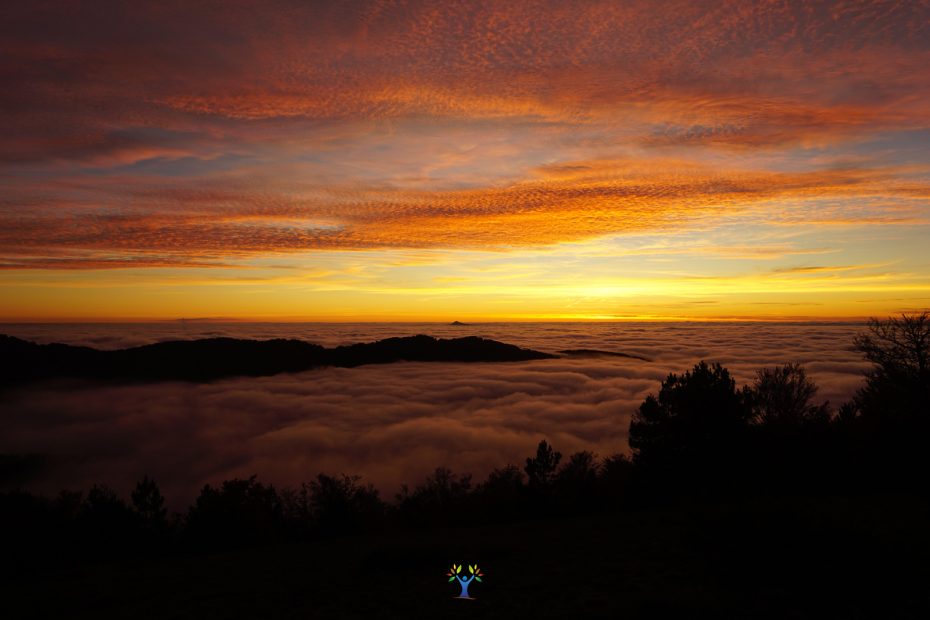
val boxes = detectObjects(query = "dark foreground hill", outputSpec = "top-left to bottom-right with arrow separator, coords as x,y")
4,495 -> 928,619
0,334 -> 554,385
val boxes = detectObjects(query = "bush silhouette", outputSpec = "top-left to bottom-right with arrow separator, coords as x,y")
186,476 -> 283,549
307,473 -> 384,535
475,465 -> 527,520
555,451 -> 600,510
598,454 -> 632,507
397,467 -> 472,526
79,484 -> 139,556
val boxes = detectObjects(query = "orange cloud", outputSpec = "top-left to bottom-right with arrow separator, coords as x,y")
3,1 -> 930,159
1,160 -> 925,268
1,0 -> 929,276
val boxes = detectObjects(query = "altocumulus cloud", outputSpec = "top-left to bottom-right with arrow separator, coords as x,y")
2,1 -> 929,268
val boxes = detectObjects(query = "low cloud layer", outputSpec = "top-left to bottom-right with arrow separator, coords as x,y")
0,323 -> 870,508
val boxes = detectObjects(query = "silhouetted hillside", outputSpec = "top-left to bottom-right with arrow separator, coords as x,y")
0,334 -> 554,385
327,335 -> 551,366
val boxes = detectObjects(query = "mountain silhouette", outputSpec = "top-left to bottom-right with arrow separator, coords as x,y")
0,334 -> 554,385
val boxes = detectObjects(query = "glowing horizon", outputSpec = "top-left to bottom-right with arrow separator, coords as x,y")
2,1 -> 929,321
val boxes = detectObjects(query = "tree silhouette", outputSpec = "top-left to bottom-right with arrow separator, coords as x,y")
524,440 -> 561,488
631,362 -> 750,455
630,361 -> 752,493
739,364 -> 833,491
852,311 -> 930,423
749,363 -> 829,427
847,312 -> 930,487
131,475 -> 167,524
854,311 -> 929,378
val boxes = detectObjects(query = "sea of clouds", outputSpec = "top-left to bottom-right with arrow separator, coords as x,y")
0,322 -> 870,508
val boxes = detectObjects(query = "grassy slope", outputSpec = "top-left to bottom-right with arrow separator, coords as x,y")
5,494 -> 930,619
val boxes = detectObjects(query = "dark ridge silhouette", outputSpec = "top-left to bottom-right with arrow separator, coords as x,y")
559,348 -> 651,361
325,334 -> 551,367
449,320 -> 470,325
0,334 -> 554,385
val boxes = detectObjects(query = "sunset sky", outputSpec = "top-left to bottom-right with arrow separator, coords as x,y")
2,0 -> 929,321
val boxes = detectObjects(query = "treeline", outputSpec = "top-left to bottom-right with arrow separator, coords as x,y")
2,312 -> 928,571
1,443 -> 634,569
631,312 -> 930,497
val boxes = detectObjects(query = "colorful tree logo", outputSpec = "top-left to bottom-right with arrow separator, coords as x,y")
446,563 -> 484,599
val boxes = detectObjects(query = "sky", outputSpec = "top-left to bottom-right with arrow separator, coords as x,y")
2,0 -> 929,321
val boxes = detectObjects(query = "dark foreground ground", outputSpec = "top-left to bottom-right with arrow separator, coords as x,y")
5,494 -> 930,619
